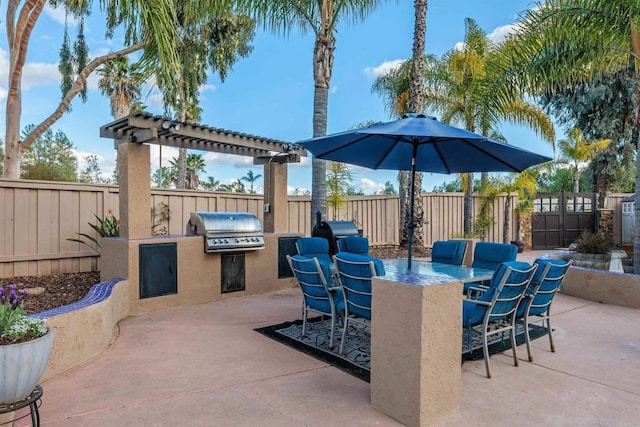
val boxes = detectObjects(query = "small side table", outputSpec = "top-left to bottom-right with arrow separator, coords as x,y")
0,385 -> 43,427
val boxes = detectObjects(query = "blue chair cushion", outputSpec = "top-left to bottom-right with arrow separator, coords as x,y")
290,254 -> 344,313
432,240 -> 465,265
296,237 -> 333,266
516,258 -> 570,318
463,261 -> 532,326
471,242 -> 518,271
335,251 -> 385,276
337,236 -> 370,255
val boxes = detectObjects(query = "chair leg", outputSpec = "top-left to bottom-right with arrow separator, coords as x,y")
482,329 -> 492,379
339,317 -> 349,355
329,315 -> 336,349
547,316 -> 555,353
524,316 -> 533,362
301,306 -> 308,338
509,324 -> 519,367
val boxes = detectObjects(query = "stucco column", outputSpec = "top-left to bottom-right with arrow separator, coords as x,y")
263,161 -> 288,233
371,276 -> 462,426
118,142 -> 151,238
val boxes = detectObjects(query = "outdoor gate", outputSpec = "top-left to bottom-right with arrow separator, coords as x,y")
531,192 -> 595,249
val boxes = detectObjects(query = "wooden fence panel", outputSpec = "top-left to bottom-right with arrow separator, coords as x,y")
606,193 -> 632,244
0,179 -> 550,278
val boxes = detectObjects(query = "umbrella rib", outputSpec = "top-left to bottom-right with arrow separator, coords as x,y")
460,139 -> 525,171
315,133 -> 373,158
431,143 -> 451,174
372,138 -> 403,169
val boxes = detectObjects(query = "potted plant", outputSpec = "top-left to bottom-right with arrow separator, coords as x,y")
570,231 -> 614,270
0,284 -> 53,405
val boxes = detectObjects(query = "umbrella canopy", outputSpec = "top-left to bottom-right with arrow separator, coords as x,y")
298,113 -> 552,269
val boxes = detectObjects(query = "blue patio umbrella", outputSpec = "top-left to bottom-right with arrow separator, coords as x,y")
298,113 -> 552,269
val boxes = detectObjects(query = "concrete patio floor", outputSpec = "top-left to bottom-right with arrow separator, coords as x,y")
21,252 -> 640,426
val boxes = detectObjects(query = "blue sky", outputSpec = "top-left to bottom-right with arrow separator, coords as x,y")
0,0 -> 555,194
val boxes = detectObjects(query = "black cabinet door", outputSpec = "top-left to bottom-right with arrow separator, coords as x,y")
139,243 -> 178,299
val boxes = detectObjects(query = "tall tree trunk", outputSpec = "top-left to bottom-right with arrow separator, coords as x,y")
464,172 -> 474,235
310,25 -> 335,227
399,0 -> 427,249
633,83 -> 640,274
503,195 -> 511,244
175,106 -> 188,189
573,166 -> 580,193
3,38 -> 145,178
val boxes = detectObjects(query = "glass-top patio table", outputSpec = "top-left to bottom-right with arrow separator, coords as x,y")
381,258 -> 493,285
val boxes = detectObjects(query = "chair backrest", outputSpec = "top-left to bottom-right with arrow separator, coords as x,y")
431,240 -> 466,265
464,261 -> 537,326
471,242 -> 518,271
333,253 -> 377,320
337,236 -> 370,255
287,254 -> 335,314
295,237 -> 333,266
516,258 -> 573,318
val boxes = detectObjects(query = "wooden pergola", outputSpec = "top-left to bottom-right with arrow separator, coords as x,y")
100,113 -> 307,236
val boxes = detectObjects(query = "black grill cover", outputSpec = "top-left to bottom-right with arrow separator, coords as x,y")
312,220 -> 359,256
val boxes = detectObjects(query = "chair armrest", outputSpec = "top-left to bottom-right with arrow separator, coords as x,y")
466,285 -> 488,299
463,298 -> 492,306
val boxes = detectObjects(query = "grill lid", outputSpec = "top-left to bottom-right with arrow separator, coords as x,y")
186,212 -> 263,236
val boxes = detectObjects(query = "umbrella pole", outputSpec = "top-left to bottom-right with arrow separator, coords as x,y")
407,143 -> 418,270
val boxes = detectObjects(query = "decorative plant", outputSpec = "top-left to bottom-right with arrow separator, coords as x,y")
151,202 -> 171,235
573,231 -> 614,255
67,209 -> 120,255
0,285 -> 47,345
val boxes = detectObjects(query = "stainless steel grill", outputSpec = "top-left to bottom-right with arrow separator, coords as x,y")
186,212 -> 264,253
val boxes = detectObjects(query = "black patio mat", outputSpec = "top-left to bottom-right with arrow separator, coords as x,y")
255,317 -> 548,383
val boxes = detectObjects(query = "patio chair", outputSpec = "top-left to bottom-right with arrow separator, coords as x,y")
295,237 -> 333,266
516,258 -> 573,362
286,254 -> 345,349
337,236 -> 370,255
466,242 -> 519,294
333,252 -> 385,355
463,261 -> 538,378
431,240 -> 466,265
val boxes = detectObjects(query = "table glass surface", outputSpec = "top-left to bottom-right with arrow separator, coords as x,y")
380,259 -> 493,286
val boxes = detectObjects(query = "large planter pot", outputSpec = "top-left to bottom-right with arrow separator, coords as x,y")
570,252 -> 611,271
0,328 -> 53,404
510,240 -> 526,254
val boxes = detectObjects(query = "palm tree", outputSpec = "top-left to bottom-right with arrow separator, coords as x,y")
241,170 -> 263,194
496,171 -> 539,244
157,5 -> 255,188
239,0 -> 387,226
506,0 -> 640,271
3,0 -> 181,178
186,153 -> 207,190
326,161 -> 354,220
557,128 -> 612,193
97,57 -> 145,119
202,176 -> 220,191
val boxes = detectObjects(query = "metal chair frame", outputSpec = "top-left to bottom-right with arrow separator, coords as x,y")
286,255 -> 342,349
520,259 -> 573,362
333,254 -> 376,355
464,263 -> 538,378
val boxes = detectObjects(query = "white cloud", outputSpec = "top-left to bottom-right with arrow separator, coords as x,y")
44,3 -> 79,26
0,48 -> 60,91
363,59 -> 406,78
149,145 -> 180,170
287,185 -> 310,196
487,23 -> 520,44
145,92 -> 165,111
74,150 -> 116,180
454,41 -> 465,51
358,178 -> 384,195
199,83 -> 217,93
203,152 -> 254,168
330,85 -> 338,94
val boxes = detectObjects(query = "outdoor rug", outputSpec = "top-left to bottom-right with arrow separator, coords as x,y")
256,318 -> 548,383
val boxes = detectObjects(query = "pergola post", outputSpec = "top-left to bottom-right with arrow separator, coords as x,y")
117,141 -> 151,238
263,160 -> 288,233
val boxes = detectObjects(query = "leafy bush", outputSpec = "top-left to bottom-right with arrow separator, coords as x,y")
67,209 -> 120,254
573,231 -> 614,254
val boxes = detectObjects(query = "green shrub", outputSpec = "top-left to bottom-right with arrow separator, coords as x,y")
573,231 -> 614,254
